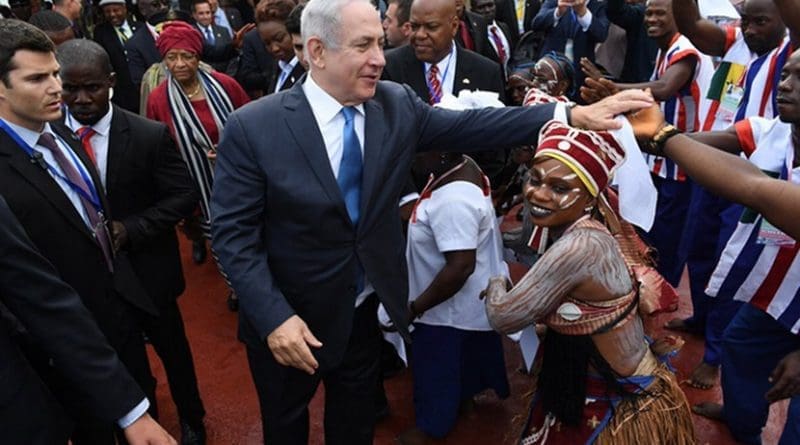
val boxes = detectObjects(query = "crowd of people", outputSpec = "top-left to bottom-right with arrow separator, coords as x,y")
0,0 -> 799,444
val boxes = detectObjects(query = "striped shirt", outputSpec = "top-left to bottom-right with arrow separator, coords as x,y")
645,33 -> 714,181
706,117 -> 800,334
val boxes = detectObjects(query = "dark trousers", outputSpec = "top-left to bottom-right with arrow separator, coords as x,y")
246,295 -> 381,445
141,296 -> 205,426
721,304 -> 800,444
642,176 -> 693,287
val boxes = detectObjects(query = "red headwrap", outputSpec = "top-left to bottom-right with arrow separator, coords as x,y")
156,21 -> 203,58
535,120 -> 626,197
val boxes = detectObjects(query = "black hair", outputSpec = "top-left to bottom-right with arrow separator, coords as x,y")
191,0 -> 211,13
0,19 -> 55,85
56,39 -> 113,76
389,0 -> 411,25
28,9 -> 72,32
285,3 -> 304,35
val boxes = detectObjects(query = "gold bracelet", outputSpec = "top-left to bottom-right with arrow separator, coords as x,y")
650,124 -> 681,155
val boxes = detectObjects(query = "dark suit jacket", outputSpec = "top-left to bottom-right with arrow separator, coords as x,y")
382,44 -> 508,186
236,29 -> 275,95
606,0 -> 657,82
125,25 -> 160,88
496,0 -> 541,39
94,20 -> 143,113
0,122 -> 156,347
198,23 -> 238,75
222,6 -> 244,32
533,0 -> 609,88
0,196 -> 144,443
267,61 -> 306,95
457,10 -> 498,64
102,106 -> 199,305
210,80 -> 556,369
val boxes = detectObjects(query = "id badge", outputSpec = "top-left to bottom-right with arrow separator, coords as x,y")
757,218 -> 796,247
716,85 -> 744,123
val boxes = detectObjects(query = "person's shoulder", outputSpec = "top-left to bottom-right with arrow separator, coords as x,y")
114,105 -> 168,135
458,46 -> 500,69
385,45 -> 416,65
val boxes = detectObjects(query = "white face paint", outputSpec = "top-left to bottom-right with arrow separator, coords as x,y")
557,191 -> 582,209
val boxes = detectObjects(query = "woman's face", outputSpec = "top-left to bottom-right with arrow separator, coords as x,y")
523,158 -> 593,230
164,49 -> 200,83
532,57 -> 567,97
258,20 -> 294,62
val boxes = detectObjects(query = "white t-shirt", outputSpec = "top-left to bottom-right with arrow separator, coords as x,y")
406,180 -> 509,331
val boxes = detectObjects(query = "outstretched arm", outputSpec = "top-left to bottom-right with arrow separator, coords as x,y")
672,0 -> 728,56
585,57 -> 696,102
774,0 -> 800,45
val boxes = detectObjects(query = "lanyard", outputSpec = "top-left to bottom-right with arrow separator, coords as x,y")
0,119 -> 102,211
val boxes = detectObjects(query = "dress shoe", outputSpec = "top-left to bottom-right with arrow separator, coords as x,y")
227,292 -> 239,312
180,420 -> 206,445
192,240 -> 207,264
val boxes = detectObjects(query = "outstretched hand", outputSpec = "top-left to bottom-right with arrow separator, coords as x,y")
625,100 -> 667,146
267,315 -> 323,375
580,77 -> 619,104
123,414 -> 177,445
580,57 -> 604,81
571,89 -> 654,130
766,350 -> 800,403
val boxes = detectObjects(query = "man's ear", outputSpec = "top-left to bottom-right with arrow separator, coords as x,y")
401,21 -> 412,37
449,16 -> 459,38
108,72 -> 117,89
306,36 -> 326,69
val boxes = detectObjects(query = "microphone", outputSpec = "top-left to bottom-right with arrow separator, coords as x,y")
30,151 -> 48,170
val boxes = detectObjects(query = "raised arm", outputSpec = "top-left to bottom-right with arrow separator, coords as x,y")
774,0 -> 800,44
484,226 -> 631,333
672,0 -> 728,56
607,57 -> 696,101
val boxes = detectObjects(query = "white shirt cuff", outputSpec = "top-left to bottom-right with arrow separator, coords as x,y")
577,9 -> 593,31
553,102 -> 568,123
399,192 -> 420,208
552,9 -> 562,26
117,398 -> 150,429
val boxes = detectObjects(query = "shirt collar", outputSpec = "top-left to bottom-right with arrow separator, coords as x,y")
2,119 -> 50,149
423,41 -> 457,74
278,56 -> 299,73
302,73 -> 365,126
66,105 -> 113,137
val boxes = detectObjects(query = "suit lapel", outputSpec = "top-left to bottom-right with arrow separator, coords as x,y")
282,84 -> 351,223
453,46 -> 474,94
358,99 -> 386,231
106,107 -> 129,198
405,49 -> 431,103
0,130 -> 97,243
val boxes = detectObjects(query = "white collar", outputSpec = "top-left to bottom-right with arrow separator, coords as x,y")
302,73 -> 365,126
278,56 -> 299,73
423,41 -> 457,74
66,105 -> 113,137
2,119 -> 51,148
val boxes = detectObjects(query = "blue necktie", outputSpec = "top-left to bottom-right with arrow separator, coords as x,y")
337,106 -> 363,227
204,27 -> 215,44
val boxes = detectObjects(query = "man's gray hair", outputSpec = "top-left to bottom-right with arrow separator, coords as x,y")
301,0 -> 372,51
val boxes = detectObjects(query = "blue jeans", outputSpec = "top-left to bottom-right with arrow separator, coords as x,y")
721,304 -> 800,444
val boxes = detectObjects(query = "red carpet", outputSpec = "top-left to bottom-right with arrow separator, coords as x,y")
146,238 -> 788,444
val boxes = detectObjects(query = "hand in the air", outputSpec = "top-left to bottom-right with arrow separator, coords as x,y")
625,97 -> 667,145
580,77 -> 619,104
580,57 -> 604,81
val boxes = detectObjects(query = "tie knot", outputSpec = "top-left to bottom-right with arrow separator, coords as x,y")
37,132 -> 60,152
429,64 -> 439,76
78,126 -> 96,140
342,106 -> 356,123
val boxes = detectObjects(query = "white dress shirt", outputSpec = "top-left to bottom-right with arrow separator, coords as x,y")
423,42 -> 458,95
275,56 -> 300,93
214,7 -> 234,37
66,105 -> 113,189
302,74 -> 375,306
487,21 -> 511,68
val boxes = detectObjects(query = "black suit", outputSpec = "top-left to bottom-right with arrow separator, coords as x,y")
0,121 -> 156,443
496,0 -> 541,39
456,10 -> 498,64
267,61 -> 306,95
93,106 -> 206,427
125,25 -> 160,89
0,195 -> 145,444
383,44 -> 508,182
236,29 -> 275,95
197,23 -> 238,75
94,20 -> 143,113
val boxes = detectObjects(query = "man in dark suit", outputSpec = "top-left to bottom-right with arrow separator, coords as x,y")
125,0 -> 168,89
209,1 -> 652,444
236,28 -> 276,97
496,0 -> 541,40
0,19 -> 159,444
58,39 -> 207,445
532,0 -> 609,91
384,0 -> 507,182
193,0 -> 239,75
0,195 -> 175,445
454,0 -> 498,63
472,0 -> 516,69
93,0 -> 142,112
